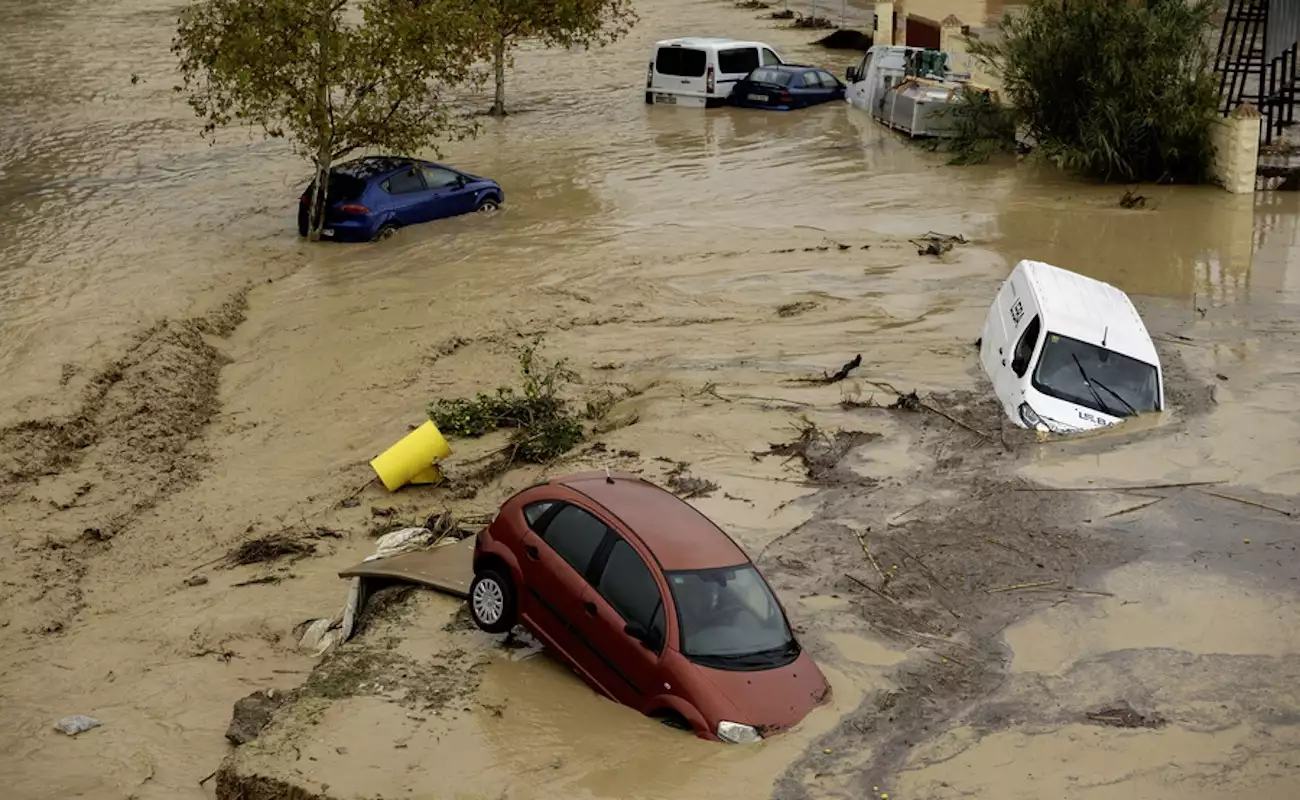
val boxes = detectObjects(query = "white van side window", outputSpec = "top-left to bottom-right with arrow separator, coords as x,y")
1011,315 -> 1041,377
761,47 -> 782,66
657,47 -> 706,77
718,47 -> 760,75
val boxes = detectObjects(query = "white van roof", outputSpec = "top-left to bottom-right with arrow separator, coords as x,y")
1018,260 -> 1160,367
654,37 -> 770,50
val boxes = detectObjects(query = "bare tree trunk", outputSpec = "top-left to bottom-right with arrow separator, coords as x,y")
309,2 -> 333,242
310,148 -> 331,242
490,35 -> 507,116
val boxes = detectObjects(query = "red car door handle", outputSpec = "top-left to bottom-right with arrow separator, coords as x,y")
525,545 -> 540,560
583,601 -> 598,616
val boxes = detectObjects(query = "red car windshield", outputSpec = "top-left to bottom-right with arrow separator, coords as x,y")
667,564 -> 798,670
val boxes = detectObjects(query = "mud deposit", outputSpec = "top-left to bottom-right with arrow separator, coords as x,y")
4,0 -> 1300,797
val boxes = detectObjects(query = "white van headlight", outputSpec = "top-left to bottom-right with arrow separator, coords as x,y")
717,720 -> 762,744
1018,402 -> 1046,431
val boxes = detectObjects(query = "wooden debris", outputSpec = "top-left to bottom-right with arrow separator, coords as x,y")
986,579 -> 1058,594
1199,489 -> 1295,518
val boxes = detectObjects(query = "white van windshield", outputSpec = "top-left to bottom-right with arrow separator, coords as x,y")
1032,332 -> 1160,417
657,47 -> 706,77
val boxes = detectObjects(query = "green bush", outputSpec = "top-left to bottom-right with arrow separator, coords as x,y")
427,337 -> 586,464
969,0 -> 1220,183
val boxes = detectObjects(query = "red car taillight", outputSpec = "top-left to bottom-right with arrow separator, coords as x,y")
338,203 -> 370,214
779,90 -> 793,103
646,61 -> 653,88
300,195 -> 310,205
706,65 -> 715,94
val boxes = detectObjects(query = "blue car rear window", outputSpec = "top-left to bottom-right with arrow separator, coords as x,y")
309,174 -> 365,204
749,68 -> 792,86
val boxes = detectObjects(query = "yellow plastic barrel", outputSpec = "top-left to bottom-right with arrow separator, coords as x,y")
370,421 -> 453,492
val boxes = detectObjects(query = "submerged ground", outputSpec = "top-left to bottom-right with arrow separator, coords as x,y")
1,0 -> 1299,798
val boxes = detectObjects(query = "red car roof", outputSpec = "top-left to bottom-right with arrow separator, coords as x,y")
555,472 -> 750,572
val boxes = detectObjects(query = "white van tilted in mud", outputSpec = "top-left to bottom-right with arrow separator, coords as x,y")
979,260 -> 1164,433
646,37 -> 784,108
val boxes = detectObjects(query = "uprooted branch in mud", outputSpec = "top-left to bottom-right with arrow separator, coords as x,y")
225,532 -> 317,566
759,417 -> 878,482
788,354 -> 862,385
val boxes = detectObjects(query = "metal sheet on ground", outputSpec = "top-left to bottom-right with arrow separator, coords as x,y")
338,538 -> 476,599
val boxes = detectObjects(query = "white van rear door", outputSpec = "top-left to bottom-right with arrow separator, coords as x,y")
653,45 -> 708,100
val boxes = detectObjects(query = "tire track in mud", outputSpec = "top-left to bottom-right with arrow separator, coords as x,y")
0,286 -> 249,634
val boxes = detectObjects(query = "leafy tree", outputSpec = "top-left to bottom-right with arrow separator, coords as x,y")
968,0 -> 1220,183
173,0 -> 485,240
466,0 -> 639,116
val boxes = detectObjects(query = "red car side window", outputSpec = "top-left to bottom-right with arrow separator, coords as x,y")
541,504 -> 608,577
595,538 -> 666,652
522,500 -> 555,530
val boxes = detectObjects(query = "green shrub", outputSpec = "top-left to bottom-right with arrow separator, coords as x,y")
427,337 -> 586,464
969,0 -> 1220,183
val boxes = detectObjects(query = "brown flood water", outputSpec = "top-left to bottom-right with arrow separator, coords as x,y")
3,0 -> 1300,798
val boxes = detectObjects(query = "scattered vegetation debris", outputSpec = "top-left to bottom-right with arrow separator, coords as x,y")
770,8 -> 795,19
183,574 -> 209,587
912,232 -> 968,256
761,417 -> 878,481
815,29 -> 873,50
890,390 -> 922,411
735,0 -> 769,7
371,506 -> 397,518
225,533 -> 316,567
226,689 -> 291,745
663,461 -> 720,499
777,300 -> 821,317
791,12 -> 835,28
1085,701 -> 1166,729
340,497 -> 360,509
1119,189 -> 1147,209
427,337 -> 587,467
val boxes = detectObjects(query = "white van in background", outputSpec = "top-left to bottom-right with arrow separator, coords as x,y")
647,37 -> 785,108
979,260 -> 1164,434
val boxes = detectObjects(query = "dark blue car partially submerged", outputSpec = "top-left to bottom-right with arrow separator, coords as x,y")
728,65 -> 846,110
298,156 -> 504,242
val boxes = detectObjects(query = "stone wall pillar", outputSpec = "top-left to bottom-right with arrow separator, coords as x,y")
1210,104 -> 1262,194
875,2 -> 895,46
939,15 -> 965,52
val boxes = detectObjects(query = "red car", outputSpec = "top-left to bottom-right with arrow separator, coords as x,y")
470,471 -> 831,743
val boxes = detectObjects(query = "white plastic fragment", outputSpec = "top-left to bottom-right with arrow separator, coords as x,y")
54,715 -> 101,736
298,618 -> 332,651
365,527 -> 435,562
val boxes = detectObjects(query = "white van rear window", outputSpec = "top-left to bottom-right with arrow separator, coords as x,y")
717,47 -> 760,75
657,47 -> 707,77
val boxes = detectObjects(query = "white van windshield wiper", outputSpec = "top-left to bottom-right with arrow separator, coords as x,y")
1091,374 -> 1138,416
1071,354 -> 1116,417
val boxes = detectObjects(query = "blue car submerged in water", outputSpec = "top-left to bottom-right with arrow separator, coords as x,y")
728,65 -> 846,111
297,156 -> 504,242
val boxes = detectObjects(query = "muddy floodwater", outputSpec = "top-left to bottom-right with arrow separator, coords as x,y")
3,0 -> 1300,798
